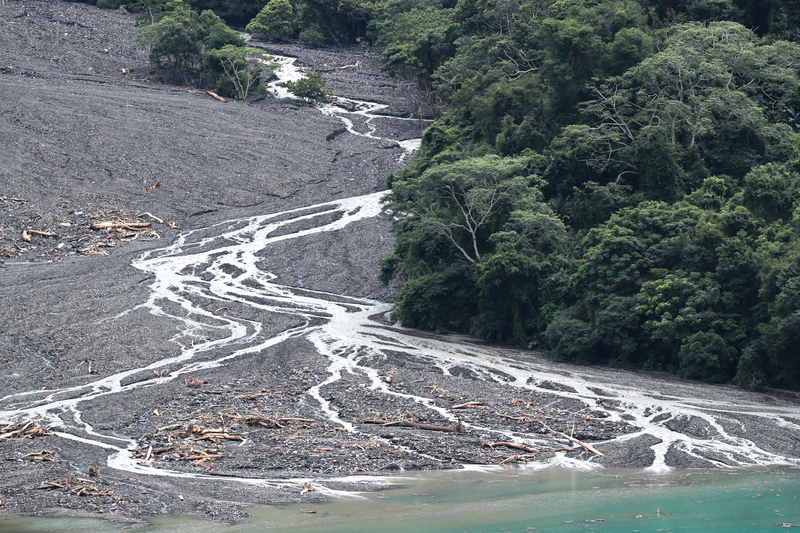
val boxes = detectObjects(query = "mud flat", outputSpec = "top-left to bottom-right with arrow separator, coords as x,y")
1,0 -> 800,523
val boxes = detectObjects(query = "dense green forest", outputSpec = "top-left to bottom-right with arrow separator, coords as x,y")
76,0 -> 800,389
375,1 -> 800,391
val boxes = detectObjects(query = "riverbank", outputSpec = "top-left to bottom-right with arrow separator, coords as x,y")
3,467 -> 800,532
1,1 -> 800,524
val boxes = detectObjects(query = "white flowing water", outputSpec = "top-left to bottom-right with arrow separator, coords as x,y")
259,45 -> 423,161
3,185 -> 800,484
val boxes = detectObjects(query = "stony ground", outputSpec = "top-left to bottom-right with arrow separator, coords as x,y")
2,0 -> 800,525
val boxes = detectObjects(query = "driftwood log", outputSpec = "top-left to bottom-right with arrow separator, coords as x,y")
360,418 -> 466,435
483,441 -> 536,453
541,422 -> 604,456
206,91 -> 228,102
90,221 -> 151,230
451,400 -> 486,410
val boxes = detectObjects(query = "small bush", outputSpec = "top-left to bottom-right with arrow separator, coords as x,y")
279,71 -> 332,106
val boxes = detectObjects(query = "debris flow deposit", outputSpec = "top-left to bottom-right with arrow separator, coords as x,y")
1,1 -> 800,527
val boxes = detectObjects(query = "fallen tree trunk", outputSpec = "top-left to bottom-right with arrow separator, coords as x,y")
90,221 -> 151,230
482,441 -> 536,453
206,91 -> 227,102
361,418 -> 465,435
540,422 -> 603,456
183,454 -> 223,460
451,401 -> 486,409
196,432 -> 243,441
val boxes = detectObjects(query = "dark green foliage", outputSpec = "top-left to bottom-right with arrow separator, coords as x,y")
134,1 -> 251,87
206,45 -> 274,99
742,164 -> 800,223
678,331 -> 739,382
246,0 -> 294,39
279,72 -> 332,105
379,2 -> 800,390
384,154 -> 567,343
134,1 -> 203,81
198,9 -> 243,49
183,0 -> 268,25
299,25 -> 326,44
543,308 -> 596,364
473,250 -> 553,344
393,265 -> 477,332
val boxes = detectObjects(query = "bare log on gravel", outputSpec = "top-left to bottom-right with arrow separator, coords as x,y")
206,91 -> 228,102
90,221 -> 151,230
540,422 -> 604,456
451,400 -> 486,409
482,441 -> 536,453
360,418 -> 466,435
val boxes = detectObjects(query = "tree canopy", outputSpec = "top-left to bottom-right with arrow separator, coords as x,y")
132,0 -> 273,98
375,2 -> 800,391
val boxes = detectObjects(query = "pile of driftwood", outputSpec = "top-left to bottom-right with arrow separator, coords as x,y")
0,420 -> 51,441
30,477 -> 114,498
81,213 -> 177,255
482,441 -> 573,465
0,197 -> 182,260
149,421 -> 247,445
137,413 -> 317,470
134,443 -> 224,471
232,414 -> 316,429
478,422 -> 604,465
152,413 -> 316,442
355,395 -> 606,466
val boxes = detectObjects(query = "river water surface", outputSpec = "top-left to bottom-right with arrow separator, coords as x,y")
2,467 -> 799,532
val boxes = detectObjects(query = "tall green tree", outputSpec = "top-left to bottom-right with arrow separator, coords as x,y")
206,45 -> 274,99
568,22 -> 800,192
246,0 -> 295,39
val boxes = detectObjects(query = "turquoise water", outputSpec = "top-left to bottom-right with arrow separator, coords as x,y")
2,467 -> 799,532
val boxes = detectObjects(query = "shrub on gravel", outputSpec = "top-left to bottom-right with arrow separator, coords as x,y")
135,0 -> 274,98
279,71 -> 332,106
